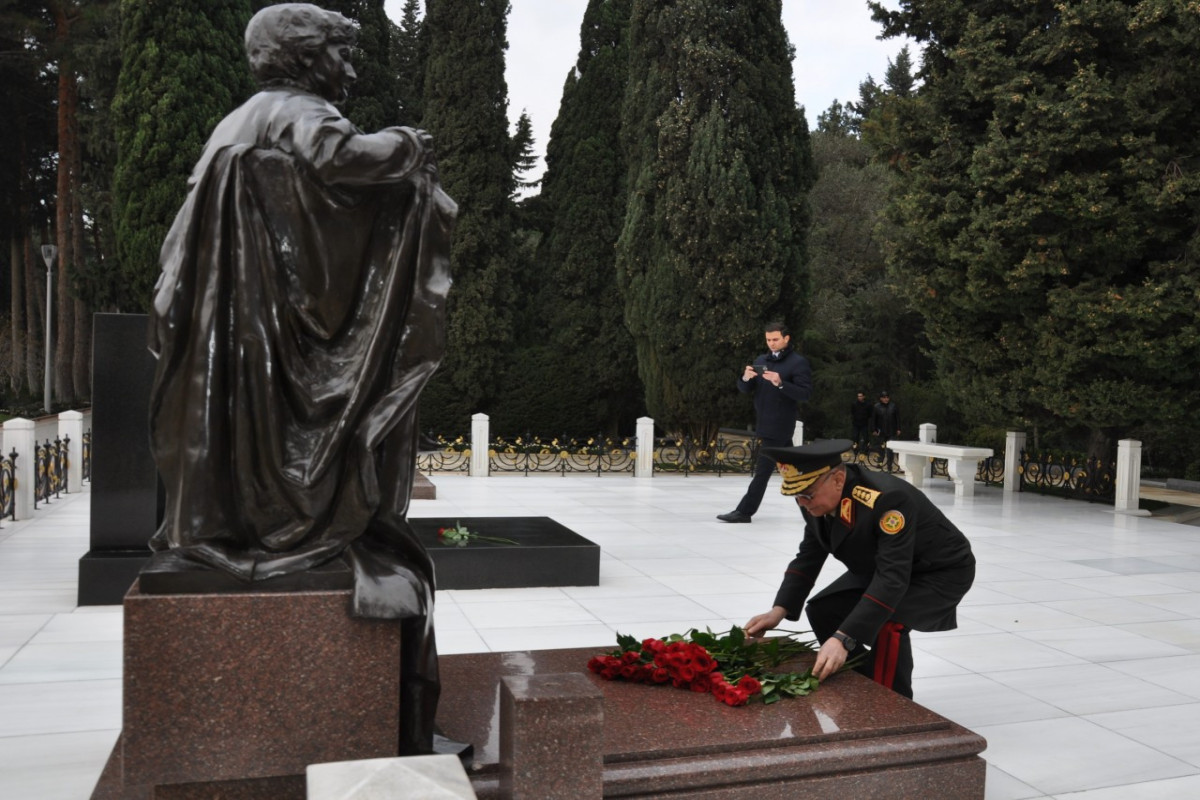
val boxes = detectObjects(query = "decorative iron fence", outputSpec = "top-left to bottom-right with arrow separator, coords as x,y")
928,454 -> 1006,486
82,429 -> 92,483
0,449 -> 16,522
34,437 -> 68,508
1018,450 -> 1115,501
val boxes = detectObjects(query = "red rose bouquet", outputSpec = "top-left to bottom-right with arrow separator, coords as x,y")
588,626 -> 829,706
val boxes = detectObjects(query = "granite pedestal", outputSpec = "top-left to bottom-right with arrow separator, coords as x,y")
411,517 -> 600,590
91,581 -> 402,799
437,647 -> 987,799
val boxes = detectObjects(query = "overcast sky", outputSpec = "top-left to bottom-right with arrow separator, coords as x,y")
383,1 -> 911,184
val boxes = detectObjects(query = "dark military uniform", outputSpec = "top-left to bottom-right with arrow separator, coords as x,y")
773,463 -> 975,697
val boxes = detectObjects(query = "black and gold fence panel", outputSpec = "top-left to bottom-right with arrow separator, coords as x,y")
416,435 -> 470,474
652,436 -> 757,475
1019,450 -> 1115,501
34,437 -> 68,508
0,449 -> 16,522
82,429 -> 92,483
926,455 -> 1006,486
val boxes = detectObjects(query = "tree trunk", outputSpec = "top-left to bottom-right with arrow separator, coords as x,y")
9,237 -> 25,397
25,232 -> 44,398
52,1 -> 77,403
71,178 -> 90,399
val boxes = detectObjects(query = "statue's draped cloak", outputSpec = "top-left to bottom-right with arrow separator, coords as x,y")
148,88 -> 456,623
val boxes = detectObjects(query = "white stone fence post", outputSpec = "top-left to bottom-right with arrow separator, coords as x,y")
470,413 -> 490,478
1004,430 -> 1026,493
1114,438 -> 1142,513
635,417 -> 655,478
58,410 -> 85,493
2,418 -> 36,520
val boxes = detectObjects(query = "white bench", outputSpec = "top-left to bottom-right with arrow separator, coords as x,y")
884,440 -> 994,498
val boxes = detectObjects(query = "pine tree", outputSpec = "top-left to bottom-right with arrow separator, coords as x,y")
618,0 -> 814,438
111,1 -> 254,310
417,0 -> 517,431
871,0 -> 1200,459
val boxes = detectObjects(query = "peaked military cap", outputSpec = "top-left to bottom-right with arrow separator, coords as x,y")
762,439 -> 852,496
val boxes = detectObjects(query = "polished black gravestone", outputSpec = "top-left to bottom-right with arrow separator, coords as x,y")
78,313 -> 157,605
410,517 -> 600,590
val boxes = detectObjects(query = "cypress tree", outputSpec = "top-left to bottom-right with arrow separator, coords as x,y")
320,0 -> 399,130
871,0 -> 1200,458
492,0 -> 642,436
391,0 -> 423,126
617,0 -> 814,438
417,0 -> 517,432
111,1 -> 254,309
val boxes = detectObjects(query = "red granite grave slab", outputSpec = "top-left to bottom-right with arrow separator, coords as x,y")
437,647 -> 986,799
92,582 -> 401,798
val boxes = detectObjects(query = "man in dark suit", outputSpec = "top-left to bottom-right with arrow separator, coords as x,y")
744,440 -> 975,698
717,322 -> 812,523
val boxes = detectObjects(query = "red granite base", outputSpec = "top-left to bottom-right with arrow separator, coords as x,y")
412,472 -> 436,499
91,582 -> 402,799
437,647 -> 987,799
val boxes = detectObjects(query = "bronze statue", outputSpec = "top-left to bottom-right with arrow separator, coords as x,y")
147,3 -> 455,755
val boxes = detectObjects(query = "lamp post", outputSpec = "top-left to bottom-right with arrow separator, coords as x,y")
40,244 -> 56,413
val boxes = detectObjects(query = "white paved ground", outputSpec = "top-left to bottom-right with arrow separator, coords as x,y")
3,474 -> 1200,799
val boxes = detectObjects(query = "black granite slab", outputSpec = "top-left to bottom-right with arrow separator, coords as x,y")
79,313 -> 158,605
410,517 -> 600,590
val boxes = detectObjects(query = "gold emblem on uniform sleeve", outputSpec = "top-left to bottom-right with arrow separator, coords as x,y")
840,498 -> 854,526
879,510 -> 906,535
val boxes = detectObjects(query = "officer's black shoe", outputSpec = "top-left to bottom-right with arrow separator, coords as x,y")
717,511 -> 752,523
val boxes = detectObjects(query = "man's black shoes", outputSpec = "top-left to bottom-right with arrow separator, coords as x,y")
717,511 -> 752,523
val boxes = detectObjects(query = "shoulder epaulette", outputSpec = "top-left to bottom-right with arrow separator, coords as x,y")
851,485 -> 881,509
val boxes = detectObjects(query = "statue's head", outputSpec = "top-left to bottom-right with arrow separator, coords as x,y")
245,3 -> 359,102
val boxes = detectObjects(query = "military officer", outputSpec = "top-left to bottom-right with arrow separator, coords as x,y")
744,439 -> 975,698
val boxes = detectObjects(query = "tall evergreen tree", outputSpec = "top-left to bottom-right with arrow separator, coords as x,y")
617,0 -> 814,438
492,0 -> 643,437
391,0 -> 424,126
320,0 -> 399,130
417,0 -> 517,431
871,0 -> 1200,459
111,1 -> 254,309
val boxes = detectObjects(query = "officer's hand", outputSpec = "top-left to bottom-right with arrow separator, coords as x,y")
762,369 -> 782,387
812,636 -> 850,681
741,365 -> 758,381
744,606 -> 787,638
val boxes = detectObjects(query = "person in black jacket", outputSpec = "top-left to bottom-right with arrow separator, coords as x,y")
872,390 -> 901,472
744,439 -> 975,698
849,390 -> 873,459
717,322 -> 812,523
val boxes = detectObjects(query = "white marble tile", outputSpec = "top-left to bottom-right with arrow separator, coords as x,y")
988,663 -> 1194,715
1050,773 -> 1200,798
918,632 -> 1088,673
1019,625 -> 1192,663
477,623 -> 617,653
1106,654 -> 1200,701
578,593 -> 723,626
0,641 -> 123,684
0,614 -> 51,647
984,579 -> 1109,603
1086,702 -> 1200,767
457,597 -> 598,628
0,728 -> 119,800
974,717 -> 1196,795
958,602 -> 1095,632
983,764 -> 1047,800
1115,618 -> 1200,652
914,673 -> 1069,728
1042,596 -> 1186,626
0,678 -> 122,737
